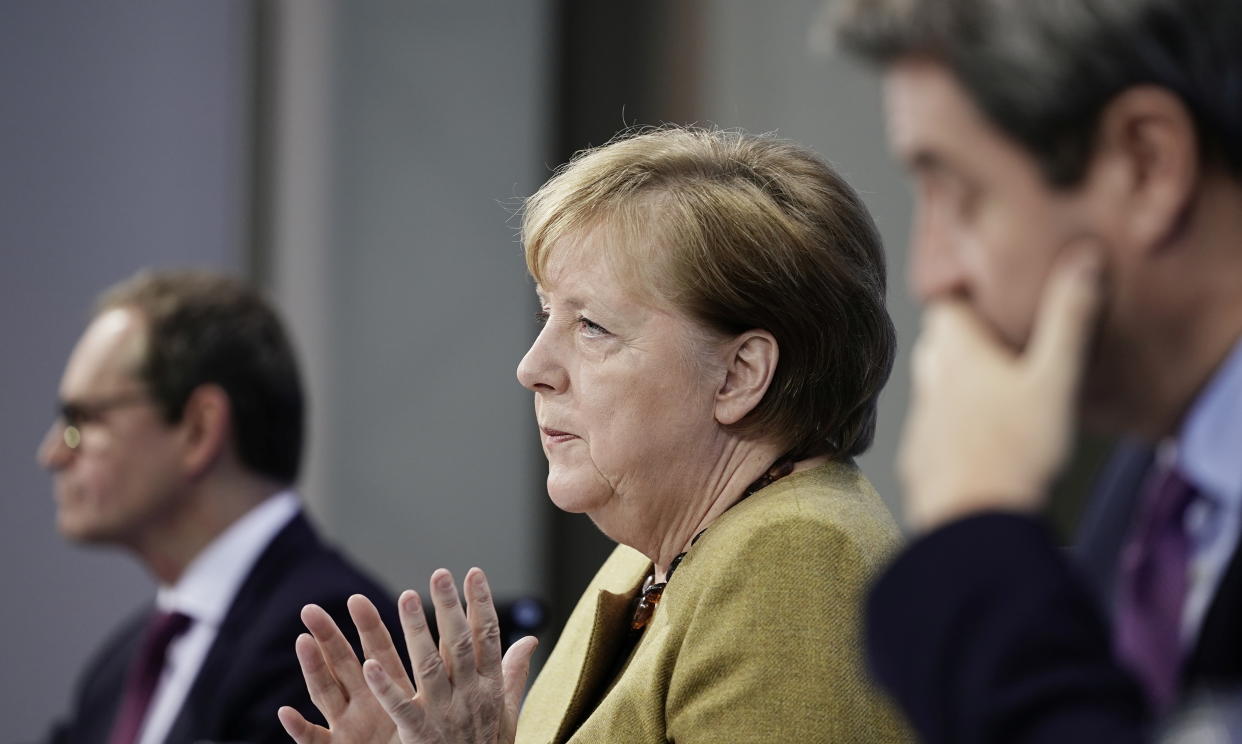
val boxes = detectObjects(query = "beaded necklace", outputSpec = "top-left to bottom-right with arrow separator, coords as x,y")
629,456 -> 796,632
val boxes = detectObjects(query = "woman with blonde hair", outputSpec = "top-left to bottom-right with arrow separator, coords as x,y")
281,126 -> 909,743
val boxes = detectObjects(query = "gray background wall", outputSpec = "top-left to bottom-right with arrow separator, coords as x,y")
1,2 -> 909,740
1,3 -> 251,741
274,0 -> 553,598
692,0 -> 914,512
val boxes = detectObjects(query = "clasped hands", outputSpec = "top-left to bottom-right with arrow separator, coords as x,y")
278,567 -> 538,744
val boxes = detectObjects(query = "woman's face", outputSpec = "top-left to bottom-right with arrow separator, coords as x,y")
516,231 -> 728,549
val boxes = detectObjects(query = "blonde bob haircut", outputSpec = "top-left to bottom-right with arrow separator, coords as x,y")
522,126 -> 895,461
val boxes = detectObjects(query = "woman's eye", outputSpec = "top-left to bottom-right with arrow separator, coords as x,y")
534,309 -> 550,326
577,315 -> 610,337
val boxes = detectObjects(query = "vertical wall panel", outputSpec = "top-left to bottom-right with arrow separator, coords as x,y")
268,0 -> 553,605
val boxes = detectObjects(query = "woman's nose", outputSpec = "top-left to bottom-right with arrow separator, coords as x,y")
516,326 -> 568,393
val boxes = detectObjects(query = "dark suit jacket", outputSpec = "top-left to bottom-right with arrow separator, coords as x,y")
1077,440 -> 1242,694
45,513 -> 404,744
866,430 -> 1242,744
866,513 -> 1151,744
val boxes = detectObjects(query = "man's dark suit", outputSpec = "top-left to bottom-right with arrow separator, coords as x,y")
866,512 -> 1150,743
46,513 -> 404,744
866,441 -> 1242,743
1077,440 -> 1242,693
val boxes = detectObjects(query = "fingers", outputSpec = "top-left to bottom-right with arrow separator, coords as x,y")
922,299 -> 1001,362
302,604 -> 368,696
295,632 -> 348,718
1028,241 -> 1105,388
498,635 -> 538,743
430,569 -> 478,689
349,593 -> 414,697
400,587 -> 452,704
277,705 -> 331,744
464,568 -> 504,679
500,635 -> 538,715
363,658 -> 431,736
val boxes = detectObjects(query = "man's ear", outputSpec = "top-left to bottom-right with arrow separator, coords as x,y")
1085,85 -> 1199,253
715,330 -> 778,426
177,384 -> 232,479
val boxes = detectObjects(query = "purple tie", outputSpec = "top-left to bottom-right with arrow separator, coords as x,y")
108,610 -> 193,744
1114,465 -> 1197,711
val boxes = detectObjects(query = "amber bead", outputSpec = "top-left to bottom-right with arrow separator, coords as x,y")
631,582 -> 666,631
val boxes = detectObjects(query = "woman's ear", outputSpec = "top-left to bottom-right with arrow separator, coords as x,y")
177,384 -> 232,479
715,330 -> 778,426
1085,85 -> 1199,253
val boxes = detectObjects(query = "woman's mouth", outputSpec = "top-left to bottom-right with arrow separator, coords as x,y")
540,426 -> 578,444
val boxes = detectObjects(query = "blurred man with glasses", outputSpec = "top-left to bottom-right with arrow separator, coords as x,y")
38,270 -> 403,744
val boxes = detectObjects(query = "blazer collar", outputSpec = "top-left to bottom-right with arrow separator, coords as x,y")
551,584 -> 639,742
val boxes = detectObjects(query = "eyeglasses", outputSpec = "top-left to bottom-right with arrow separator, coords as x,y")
56,392 -> 152,450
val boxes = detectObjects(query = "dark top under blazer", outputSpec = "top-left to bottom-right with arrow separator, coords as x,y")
45,513 -> 403,744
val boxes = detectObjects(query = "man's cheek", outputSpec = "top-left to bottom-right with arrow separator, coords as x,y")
968,290 -> 1032,353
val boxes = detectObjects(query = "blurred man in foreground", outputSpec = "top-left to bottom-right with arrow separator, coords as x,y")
39,271 -> 402,744
831,0 -> 1242,740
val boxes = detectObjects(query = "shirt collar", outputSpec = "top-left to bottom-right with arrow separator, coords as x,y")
1177,337 -> 1242,506
155,491 -> 301,626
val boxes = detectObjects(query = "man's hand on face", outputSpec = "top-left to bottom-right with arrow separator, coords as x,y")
898,240 -> 1105,534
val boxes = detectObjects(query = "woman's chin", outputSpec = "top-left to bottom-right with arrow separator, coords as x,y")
544,471 -> 610,515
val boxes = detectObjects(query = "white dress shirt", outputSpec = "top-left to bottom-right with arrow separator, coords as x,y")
134,491 -> 301,744
1176,338 -> 1242,648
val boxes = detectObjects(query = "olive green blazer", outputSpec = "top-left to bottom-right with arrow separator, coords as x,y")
516,461 -> 912,743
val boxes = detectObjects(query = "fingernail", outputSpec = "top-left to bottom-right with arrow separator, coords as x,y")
472,572 -> 491,601
365,660 -> 384,680
402,590 -> 420,613
434,572 -> 452,591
